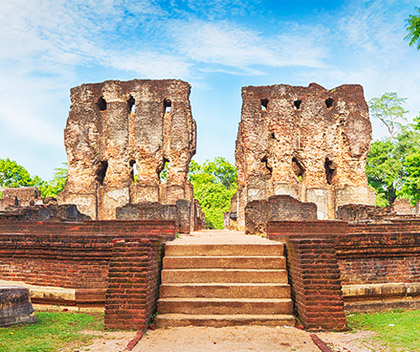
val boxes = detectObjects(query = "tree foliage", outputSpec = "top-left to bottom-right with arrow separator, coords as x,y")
35,163 -> 68,198
369,92 -> 408,141
188,157 -> 237,229
0,159 -> 67,199
405,7 -> 420,50
0,158 -> 33,189
367,93 -> 420,206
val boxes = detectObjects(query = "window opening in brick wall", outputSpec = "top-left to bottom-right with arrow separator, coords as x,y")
130,160 -> 138,183
96,161 -> 108,185
128,96 -> 135,114
325,98 -> 334,108
159,158 -> 169,182
97,97 -> 107,111
261,99 -> 269,111
292,157 -> 305,182
325,158 -> 336,185
164,99 -> 172,113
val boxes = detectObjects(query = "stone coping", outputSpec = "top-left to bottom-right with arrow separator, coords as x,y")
0,280 -> 75,303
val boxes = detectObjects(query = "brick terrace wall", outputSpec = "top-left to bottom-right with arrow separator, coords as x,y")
0,220 -> 175,236
0,220 -> 174,304
268,221 -> 349,242
105,239 -> 164,331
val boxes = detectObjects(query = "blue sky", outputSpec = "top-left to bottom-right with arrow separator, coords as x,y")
0,0 -> 419,180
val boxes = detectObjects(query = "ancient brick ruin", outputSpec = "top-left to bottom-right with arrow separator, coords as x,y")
0,187 -> 43,210
58,79 -> 203,232
231,83 -> 375,231
0,187 -> 88,222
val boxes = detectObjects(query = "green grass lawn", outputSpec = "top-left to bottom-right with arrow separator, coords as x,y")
0,310 -> 104,352
347,309 -> 420,352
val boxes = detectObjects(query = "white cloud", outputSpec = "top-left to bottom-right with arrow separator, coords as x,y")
170,20 -> 329,73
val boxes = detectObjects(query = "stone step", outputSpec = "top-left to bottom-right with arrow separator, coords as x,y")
159,283 -> 291,298
161,269 -> 288,284
158,298 -> 293,315
155,313 -> 296,328
164,244 -> 284,257
163,256 -> 286,269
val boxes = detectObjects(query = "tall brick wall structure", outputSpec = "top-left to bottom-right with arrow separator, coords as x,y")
57,79 -> 200,232
233,83 -> 374,231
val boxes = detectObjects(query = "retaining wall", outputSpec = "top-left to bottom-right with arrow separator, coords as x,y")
0,220 -> 175,331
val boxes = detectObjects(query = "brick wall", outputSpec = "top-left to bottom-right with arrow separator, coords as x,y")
268,220 -> 420,316
286,238 -> 347,331
336,232 -> 420,285
105,239 -> 164,331
0,220 -> 175,237
0,220 -> 174,305
268,220 -> 348,242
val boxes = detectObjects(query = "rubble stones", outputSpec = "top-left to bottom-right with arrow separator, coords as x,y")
233,83 -> 374,231
0,204 -> 90,222
0,287 -> 36,327
245,195 -> 317,234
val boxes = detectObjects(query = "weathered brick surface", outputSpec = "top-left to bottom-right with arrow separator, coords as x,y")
336,233 -> 420,285
245,195 -> 317,234
286,238 -> 347,331
233,83 -> 373,231
57,79 -> 197,223
104,239 -> 164,331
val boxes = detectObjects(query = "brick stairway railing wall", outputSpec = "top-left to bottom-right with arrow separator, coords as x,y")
269,220 -> 420,321
285,237 -> 347,331
104,238 -> 164,331
0,220 -> 174,304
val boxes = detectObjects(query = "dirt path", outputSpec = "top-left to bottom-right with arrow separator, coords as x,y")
134,326 -> 320,352
78,327 -> 388,352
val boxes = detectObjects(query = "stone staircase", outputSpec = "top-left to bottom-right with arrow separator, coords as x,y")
155,243 -> 295,327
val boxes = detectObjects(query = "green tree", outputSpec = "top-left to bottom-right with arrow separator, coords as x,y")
0,158 -> 33,189
369,92 -> 408,141
366,140 -> 400,206
188,158 -> 237,229
405,7 -> 420,50
36,163 -> 67,198
365,93 -> 420,206
399,152 -> 420,204
0,159 -> 67,200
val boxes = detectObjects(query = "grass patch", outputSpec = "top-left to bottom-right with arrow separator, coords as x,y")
347,309 -> 420,351
0,310 -> 104,352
